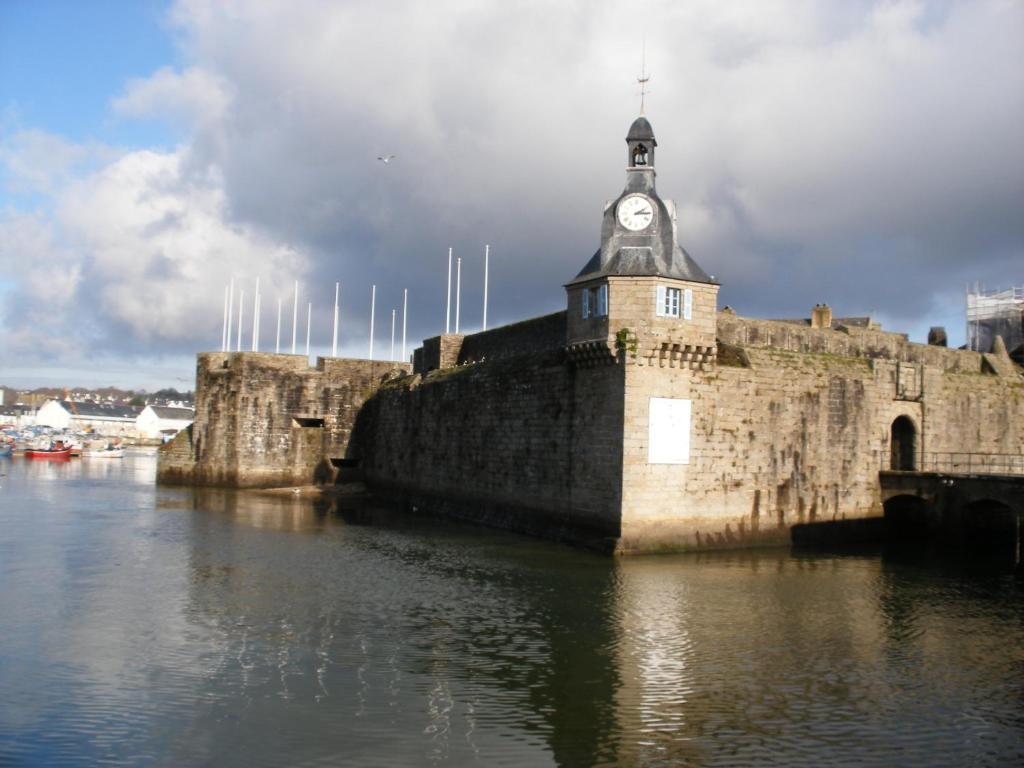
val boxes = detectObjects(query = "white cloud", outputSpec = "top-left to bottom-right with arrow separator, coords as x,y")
0,145 -> 308,367
0,129 -> 106,195
2,0 -> 1022,385
112,66 -> 232,139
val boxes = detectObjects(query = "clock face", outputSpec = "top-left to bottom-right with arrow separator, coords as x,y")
617,195 -> 655,231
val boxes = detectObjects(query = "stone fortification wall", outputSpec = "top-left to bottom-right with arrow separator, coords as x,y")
158,352 -> 408,488
413,312 -> 567,374
159,308 -> 1022,553
413,334 -> 465,374
717,312 -> 985,373
457,311 -> 567,364
354,349 -> 626,549
616,343 -> 1024,553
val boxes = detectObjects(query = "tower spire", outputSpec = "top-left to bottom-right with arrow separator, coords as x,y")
637,38 -> 651,116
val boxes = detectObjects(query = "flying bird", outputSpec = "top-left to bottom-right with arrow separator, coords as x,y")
377,155 -> 396,164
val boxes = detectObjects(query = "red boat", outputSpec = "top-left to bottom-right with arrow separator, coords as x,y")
24,441 -> 73,460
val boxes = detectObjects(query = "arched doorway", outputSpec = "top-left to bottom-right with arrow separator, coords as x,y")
890,416 -> 916,471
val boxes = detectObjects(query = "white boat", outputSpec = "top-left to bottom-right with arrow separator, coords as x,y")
83,447 -> 125,459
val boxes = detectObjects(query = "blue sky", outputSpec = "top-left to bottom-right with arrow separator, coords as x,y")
0,1 -> 1021,391
0,1 -> 177,149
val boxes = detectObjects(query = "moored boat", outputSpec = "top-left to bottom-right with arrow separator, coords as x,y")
0,444 -> 12,457
24,446 -> 73,459
83,447 -> 125,459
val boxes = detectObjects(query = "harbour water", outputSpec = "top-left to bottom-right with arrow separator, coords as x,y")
0,451 -> 1021,767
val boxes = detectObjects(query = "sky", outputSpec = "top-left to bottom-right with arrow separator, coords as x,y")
1,0 -> 1022,391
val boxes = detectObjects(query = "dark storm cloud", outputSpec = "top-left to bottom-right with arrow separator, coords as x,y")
1,0 -> 1021,386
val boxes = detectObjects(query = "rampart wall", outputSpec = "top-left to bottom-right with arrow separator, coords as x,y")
458,311 -> 567,363
717,312 -> 988,373
354,313 -> 1023,553
616,346 -> 1023,552
354,348 -> 626,549
159,310 -> 1023,553
158,352 -> 408,488
413,312 -> 567,373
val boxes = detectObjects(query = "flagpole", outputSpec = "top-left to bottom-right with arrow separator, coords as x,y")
332,281 -> 339,357
483,244 -> 489,331
455,256 -> 461,333
275,297 -> 282,353
369,284 -> 376,360
226,278 -> 234,353
445,247 -> 452,334
251,277 -> 260,352
237,290 -> 244,351
291,280 -> 298,354
305,302 -> 312,358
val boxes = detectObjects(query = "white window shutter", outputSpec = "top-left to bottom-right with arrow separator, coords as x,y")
683,288 -> 693,320
656,285 -> 667,317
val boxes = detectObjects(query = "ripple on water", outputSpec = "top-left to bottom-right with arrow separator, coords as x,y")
0,456 -> 1022,766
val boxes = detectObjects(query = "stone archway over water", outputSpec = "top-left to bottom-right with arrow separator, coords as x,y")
954,499 -> 1022,560
883,494 -> 935,540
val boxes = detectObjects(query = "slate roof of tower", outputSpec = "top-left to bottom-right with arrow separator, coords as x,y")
626,116 -> 656,142
572,244 -> 714,284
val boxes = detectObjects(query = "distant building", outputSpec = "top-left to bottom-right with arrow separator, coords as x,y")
0,404 -> 36,429
136,405 -> 194,440
35,400 -> 141,435
967,285 -> 1024,358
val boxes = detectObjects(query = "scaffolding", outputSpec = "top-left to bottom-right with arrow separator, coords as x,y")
966,284 -> 1024,353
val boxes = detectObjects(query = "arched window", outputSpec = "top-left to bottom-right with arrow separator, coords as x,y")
890,416 -> 916,471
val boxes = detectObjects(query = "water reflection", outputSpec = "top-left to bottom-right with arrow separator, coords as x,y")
166,494 -> 1024,767
1,456 -> 1022,767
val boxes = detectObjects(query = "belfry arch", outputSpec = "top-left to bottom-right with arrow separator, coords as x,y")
890,416 -> 917,471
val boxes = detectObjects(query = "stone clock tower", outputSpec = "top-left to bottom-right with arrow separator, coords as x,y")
565,116 -> 719,369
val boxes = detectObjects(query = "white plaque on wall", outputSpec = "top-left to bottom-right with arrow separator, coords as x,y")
648,397 -> 691,464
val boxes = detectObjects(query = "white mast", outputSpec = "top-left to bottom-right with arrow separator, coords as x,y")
369,284 -> 376,360
305,302 -> 312,357
221,284 -> 229,351
275,297 -> 282,353
445,247 -> 452,334
226,278 -> 234,353
251,277 -> 260,352
390,309 -> 396,361
401,288 -> 408,361
332,281 -> 339,358
291,280 -> 298,354
483,244 -> 489,331
455,256 -> 461,334
236,289 -> 244,351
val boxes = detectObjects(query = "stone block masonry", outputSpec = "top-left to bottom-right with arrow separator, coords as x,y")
614,320 -> 1024,552
354,349 -> 626,550
159,310 -> 1023,553
157,352 -> 409,488
413,312 -> 568,374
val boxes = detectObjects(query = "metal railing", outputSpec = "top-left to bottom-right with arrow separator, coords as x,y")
879,451 -> 1024,476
